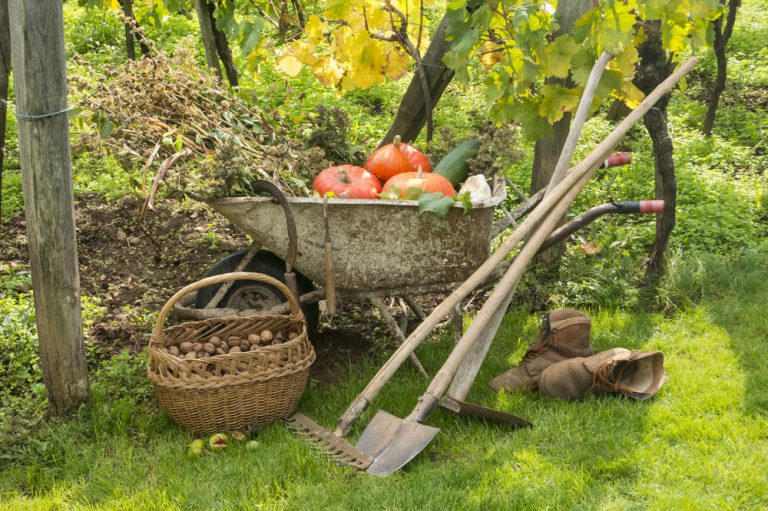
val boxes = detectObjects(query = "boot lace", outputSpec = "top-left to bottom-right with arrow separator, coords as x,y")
521,331 -> 554,363
592,358 -> 632,393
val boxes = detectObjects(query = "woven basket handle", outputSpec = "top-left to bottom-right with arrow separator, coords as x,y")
152,272 -> 303,339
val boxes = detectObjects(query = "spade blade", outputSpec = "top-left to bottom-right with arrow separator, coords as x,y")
357,411 -> 440,477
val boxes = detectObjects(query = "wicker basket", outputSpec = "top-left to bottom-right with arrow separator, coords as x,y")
147,272 -> 315,435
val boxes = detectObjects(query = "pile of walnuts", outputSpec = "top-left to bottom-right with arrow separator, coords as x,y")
159,329 -> 301,360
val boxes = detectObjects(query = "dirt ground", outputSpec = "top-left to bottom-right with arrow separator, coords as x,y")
0,194 -> 389,384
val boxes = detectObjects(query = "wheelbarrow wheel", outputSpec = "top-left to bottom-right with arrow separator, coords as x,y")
195,249 -> 320,333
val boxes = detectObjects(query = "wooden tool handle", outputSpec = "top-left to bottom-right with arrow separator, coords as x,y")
334,57 -> 698,437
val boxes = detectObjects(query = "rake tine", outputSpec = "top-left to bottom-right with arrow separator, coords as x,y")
285,414 -> 373,470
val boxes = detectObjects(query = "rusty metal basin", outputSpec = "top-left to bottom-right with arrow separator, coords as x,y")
206,187 -> 504,296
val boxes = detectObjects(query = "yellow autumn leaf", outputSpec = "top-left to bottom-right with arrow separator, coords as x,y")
305,15 -> 325,44
618,81 -> 645,108
384,49 -> 411,80
293,41 -> 318,65
330,25 -> 353,61
312,57 -> 345,87
101,0 -> 120,9
365,3 -> 389,32
480,41 -> 503,68
607,45 -> 639,77
276,55 -> 303,77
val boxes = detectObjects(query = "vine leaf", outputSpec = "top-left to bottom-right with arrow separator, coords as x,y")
418,192 -> 455,216
542,34 -> 579,78
539,85 -> 581,123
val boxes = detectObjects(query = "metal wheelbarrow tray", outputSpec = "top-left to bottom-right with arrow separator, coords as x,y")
205,187 -> 505,298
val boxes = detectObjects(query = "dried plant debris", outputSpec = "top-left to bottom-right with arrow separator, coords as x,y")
468,122 -> 525,180
71,40 -> 329,199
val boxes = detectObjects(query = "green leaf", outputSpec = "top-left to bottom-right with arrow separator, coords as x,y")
379,186 -> 401,201
447,0 -> 467,10
571,47 -> 597,87
455,192 -> 474,213
509,98 -> 552,140
402,187 -> 425,200
214,0 -> 238,37
595,69 -> 625,99
418,192 -> 456,216
99,119 -> 115,138
483,72 -> 507,103
541,34 -> 580,78
239,19 -> 264,57
598,1 -> 636,55
538,84 -> 581,123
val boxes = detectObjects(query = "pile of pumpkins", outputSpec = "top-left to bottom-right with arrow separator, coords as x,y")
312,136 -> 478,200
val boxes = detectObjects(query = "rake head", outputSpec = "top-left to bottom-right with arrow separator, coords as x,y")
286,414 -> 373,470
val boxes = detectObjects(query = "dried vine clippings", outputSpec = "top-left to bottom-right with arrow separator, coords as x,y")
70,39 -> 330,202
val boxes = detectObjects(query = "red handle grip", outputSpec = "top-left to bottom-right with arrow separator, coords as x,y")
639,200 -> 665,214
604,152 -> 632,168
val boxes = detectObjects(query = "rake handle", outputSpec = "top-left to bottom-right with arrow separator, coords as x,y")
334,57 -> 698,437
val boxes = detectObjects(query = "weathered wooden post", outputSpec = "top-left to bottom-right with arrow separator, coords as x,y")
8,0 -> 89,412
0,0 -> 10,220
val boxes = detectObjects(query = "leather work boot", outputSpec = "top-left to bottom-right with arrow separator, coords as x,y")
538,348 -> 666,401
490,309 -> 593,392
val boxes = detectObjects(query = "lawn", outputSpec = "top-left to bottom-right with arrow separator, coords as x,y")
1,246 -> 766,510
1,0 -> 768,509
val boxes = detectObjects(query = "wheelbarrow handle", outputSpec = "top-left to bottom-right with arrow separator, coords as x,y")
537,199 -> 665,253
248,180 -> 298,275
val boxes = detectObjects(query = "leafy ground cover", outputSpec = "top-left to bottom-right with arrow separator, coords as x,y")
1,0 -> 767,508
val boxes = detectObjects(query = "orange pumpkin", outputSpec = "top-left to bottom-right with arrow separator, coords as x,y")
312,165 -> 382,199
382,168 -> 456,198
365,135 -> 431,181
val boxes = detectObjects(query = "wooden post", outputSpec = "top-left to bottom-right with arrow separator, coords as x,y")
8,0 -> 89,413
0,0 -> 10,221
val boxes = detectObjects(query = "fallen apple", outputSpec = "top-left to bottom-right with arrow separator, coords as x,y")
187,438 -> 205,457
209,433 -> 228,449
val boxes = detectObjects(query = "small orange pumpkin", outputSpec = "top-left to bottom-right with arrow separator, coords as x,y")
365,135 -> 431,181
312,165 -> 382,199
382,168 -> 456,198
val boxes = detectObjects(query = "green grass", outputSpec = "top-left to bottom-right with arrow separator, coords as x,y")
1,246 -> 767,510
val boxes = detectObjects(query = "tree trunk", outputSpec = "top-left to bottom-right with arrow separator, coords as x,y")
529,0 -> 592,264
0,0 -> 10,221
119,0 -> 136,60
643,106 -> 675,285
634,24 -> 676,288
8,0 -> 89,413
702,0 -> 740,136
208,1 -> 238,87
194,0 -> 223,81
530,114 -> 572,193
380,14 -> 455,146
530,0 -> 592,194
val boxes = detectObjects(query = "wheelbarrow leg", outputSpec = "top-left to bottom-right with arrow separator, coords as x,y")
401,295 -> 426,322
204,242 -> 260,309
371,297 -> 428,379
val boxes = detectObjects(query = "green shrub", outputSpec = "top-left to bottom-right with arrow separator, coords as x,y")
72,153 -> 142,201
64,5 -> 124,66
0,275 -> 104,431
1,171 -> 24,222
